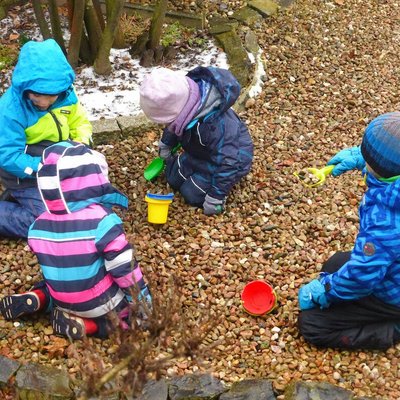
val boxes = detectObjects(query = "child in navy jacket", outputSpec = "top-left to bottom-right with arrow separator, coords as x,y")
140,67 -> 253,215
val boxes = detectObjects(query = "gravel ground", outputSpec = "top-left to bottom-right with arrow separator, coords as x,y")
2,0 -> 400,399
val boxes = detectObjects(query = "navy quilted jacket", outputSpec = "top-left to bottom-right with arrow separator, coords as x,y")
161,66 -> 253,200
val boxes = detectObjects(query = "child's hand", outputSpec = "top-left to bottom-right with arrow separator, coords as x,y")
298,279 -> 330,310
158,141 -> 172,160
203,195 -> 224,215
327,146 -> 365,176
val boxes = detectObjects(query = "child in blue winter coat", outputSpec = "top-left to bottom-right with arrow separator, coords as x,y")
0,141 -> 151,340
298,112 -> 400,350
139,67 -> 253,215
0,39 -> 92,238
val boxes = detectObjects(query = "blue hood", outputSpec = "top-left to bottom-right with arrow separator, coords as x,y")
364,171 -> 400,210
187,66 -> 241,116
12,39 -> 75,97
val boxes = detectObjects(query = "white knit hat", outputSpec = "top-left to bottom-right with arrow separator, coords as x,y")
139,68 -> 190,124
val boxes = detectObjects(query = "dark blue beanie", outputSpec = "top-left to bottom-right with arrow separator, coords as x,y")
361,112 -> 400,178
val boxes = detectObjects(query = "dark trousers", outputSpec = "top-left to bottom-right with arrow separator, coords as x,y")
298,252 -> 400,350
34,281 -> 127,338
0,187 -> 46,238
165,154 -> 210,207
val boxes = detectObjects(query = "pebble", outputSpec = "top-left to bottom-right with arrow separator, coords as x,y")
0,1 -> 398,399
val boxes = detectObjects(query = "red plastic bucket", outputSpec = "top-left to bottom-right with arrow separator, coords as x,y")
241,280 -> 277,316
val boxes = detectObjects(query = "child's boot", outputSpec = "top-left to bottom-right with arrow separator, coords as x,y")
51,308 -> 99,340
0,289 -> 46,320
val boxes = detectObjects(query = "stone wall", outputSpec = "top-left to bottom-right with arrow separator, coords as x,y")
0,358 -> 381,399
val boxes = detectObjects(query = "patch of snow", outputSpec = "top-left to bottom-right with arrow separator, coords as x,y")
248,49 -> 265,99
75,45 -> 228,121
0,5 -> 229,121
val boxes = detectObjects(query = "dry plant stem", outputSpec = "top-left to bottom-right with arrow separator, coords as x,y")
95,352 -> 136,391
94,335 -> 157,392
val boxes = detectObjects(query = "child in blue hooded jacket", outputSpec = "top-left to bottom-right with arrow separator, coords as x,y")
139,67 -> 253,215
298,112 -> 400,350
0,39 -> 92,238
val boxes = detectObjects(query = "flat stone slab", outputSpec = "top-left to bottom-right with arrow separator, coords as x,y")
123,3 -> 203,28
248,0 -> 280,16
245,30 -> 260,54
0,355 -> 20,385
16,363 -> 73,399
214,30 -> 252,87
220,379 -> 275,399
208,16 -> 239,35
169,374 -> 227,399
117,113 -> 156,136
285,381 -> 354,400
276,0 -> 296,7
231,6 -> 263,26
137,379 -> 169,400
91,118 -> 121,145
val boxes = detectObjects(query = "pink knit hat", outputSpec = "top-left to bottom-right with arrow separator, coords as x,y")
139,68 -> 190,124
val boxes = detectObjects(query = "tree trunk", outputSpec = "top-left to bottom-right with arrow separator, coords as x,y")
78,34 -> 94,65
93,0 -> 124,75
112,23 -> 126,49
148,0 -> 168,50
92,0 -> 105,30
48,0 -> 66,53
67,0 -> 85,68
65,0 -> 73,27
111,0 -> 125,50
32,0 -> 51,39
84,0 -> 102,56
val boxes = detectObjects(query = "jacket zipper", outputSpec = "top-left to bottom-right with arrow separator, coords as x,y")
49,110 -> 63,142
196,122 -> 205,146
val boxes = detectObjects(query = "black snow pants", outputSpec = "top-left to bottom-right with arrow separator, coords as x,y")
298,251 -> 400,350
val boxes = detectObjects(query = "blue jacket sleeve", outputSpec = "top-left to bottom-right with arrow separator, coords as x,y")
160,127 -> 179,148
0,105 -> 41,178
319,232 -> 393,302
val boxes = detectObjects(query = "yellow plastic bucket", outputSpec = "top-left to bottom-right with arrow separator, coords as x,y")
145,193 -> 174,224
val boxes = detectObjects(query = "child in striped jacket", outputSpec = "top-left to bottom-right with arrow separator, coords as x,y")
0,141 -> 151,340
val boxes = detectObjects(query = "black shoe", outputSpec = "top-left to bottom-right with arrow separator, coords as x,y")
51,308 -> 85,340
0,292 -> 39,320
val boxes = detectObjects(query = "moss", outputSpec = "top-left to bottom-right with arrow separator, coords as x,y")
161,21 -> 207,49
0,44 -> 18,69
161,21 -> 185,47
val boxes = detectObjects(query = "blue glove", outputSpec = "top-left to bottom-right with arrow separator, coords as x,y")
298,279 -> 330,310
327,146 -> 366,177
203,194 -> 224,215
138,284 -> 153,310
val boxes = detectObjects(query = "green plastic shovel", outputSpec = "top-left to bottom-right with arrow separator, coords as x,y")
144,143 -> 182,181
